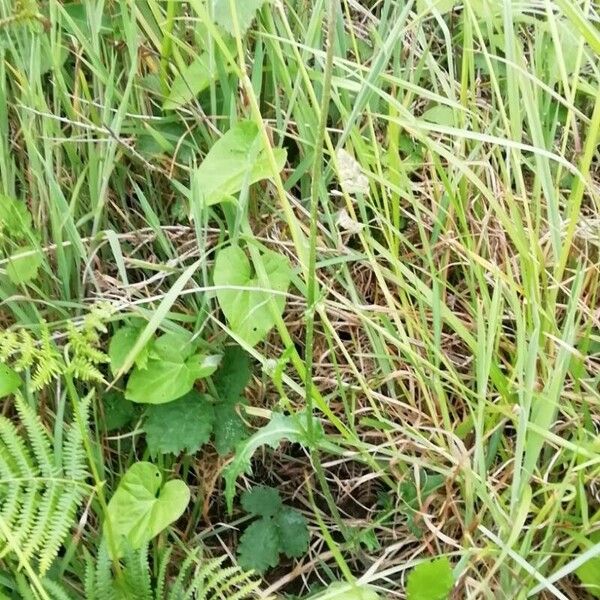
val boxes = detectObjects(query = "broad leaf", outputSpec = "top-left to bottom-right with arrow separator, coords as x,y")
192,120 -> 286,206
105,462 -> 190,558
241,486 -> 282,518
406,557 -> 454,600
274,507 -> 309,558
214,345 -> 251,401
236,518 -> 280,573
5,247 -> 42,285
214,245 -> 292,346
212,0 -> 269,35
108,325 -> 149,375
421,105 -> 455,127
164,53 -> 227,110
143,391 -> 215,455
576,534 -> 600,598
102,391 -> 137,432
0,364 -> 21,398
0,196 -> 32,239
223,412 -> 313,513
214,400 -> 248,455
124,331 -> 218,404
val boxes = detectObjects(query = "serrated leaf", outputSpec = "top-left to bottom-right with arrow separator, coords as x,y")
241,486 -> 282,518
237,518 -> 280,573
406,557 -> 454,600
192,120 -> 286,207
223,412 -> 314,513
0,364 -> 21,398
274,507 -> 309,558
102,391 -> 137,432
143,391 -> 215,456
214,345 -> 251,401
212,0 -> 269,35
105,462 -> 190,559
214,245 -> 292,346
5,247 -> 42,285
214,401 -> 248,455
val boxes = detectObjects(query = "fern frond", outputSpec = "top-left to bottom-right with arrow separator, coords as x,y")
0,330 -> 19,360
31,323 -> 62,391
0,394 -> 90,577
13,329 -> 36,372
191,557 -> 260,600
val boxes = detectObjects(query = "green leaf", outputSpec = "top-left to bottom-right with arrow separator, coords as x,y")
406,557 -> 454,600
214,245 -> 292,346
237,518 -> 280,573
577,555 -> 600,598
0,364 -> 21,398
223,412 -> 314,513
192,120 -> 286,206
164,52 -> 229,110
102,391 -> 137,432
105,462 -> 190,558
213,401 -> 248,455
5,248 -> 42,285
109,325 -> 149,375
143,391 -> 215,455
214,345 -> 251,401
312,583 -> 382,600
416,0 -> 456,14
124,332 -> 215,404
241,486 -> 282,518
0,196 -> 32,239
421,105 -> 456,127
212,0 -> 269,35
274,507 -> 309,558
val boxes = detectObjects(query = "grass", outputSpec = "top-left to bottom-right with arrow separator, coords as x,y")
0,0 -> 599,598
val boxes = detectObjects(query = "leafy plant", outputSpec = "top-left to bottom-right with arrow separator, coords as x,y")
236,486 -> 309,573
223,412 -> 320,512
0,392 -> 90,576
190,119 -> 286,207
214,245 -> 292,346
575,533 -> 600,598
143,391 -> 215,456
0,305 -> 112,391
44,542 -> 261,600
109,327 -> 220,404
406,557 -> 454,600
142,344 -> 253,456
104,462 -> 190,558
0,195 -> 42,285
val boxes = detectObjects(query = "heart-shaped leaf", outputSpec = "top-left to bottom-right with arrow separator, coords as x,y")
105,462 -> 190,558
192,120 -> 286,207
214,245 -> 291,346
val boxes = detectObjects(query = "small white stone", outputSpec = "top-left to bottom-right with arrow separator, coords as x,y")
337,148 -> 369,195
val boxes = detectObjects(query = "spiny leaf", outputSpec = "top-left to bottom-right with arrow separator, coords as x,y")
223,412 -> 316,513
